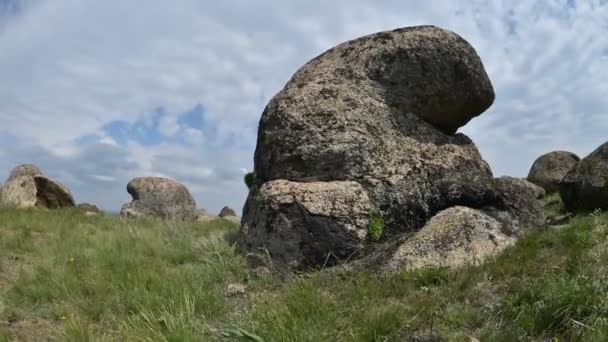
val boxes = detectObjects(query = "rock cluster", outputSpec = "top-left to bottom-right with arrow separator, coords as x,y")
239,25 -> 544,272
0,164 -> 75,209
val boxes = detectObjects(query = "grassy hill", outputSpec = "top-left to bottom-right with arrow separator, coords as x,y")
1,196 -> 608,341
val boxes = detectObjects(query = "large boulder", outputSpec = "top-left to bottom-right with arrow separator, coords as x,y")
120,177 -> 199,221
560,142 -> 608,212
527,151 -> 579,193
239,25 -> 540,272
0,165 -> 74,209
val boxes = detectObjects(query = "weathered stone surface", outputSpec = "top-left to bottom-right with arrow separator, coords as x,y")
560,142 -> 608,212
527,151 -> 579,193
6,164 -> 42,183
497,176 -> 545,199
120,177 -> 198,221
240,180 -> 373,270
365,207 -> 516,272
219,206 -> 238,218
33,175 -> 75,209
239,25 -> 540,272
487,176 -> 546,235
0,175 -> 37,208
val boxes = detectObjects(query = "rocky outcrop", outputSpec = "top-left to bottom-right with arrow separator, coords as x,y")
239,26 -> 543,272
527,151 -> 579,193
120,177 -> 199,221
0,165 -> 75,209
560,142 -> 608,212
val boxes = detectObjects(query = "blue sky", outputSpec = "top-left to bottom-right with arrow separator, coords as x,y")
0,0 -> 607,213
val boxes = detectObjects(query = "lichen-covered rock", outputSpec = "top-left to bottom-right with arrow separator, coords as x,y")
488,176 -> 546,234
363,207 -> 516,272
120,177 -> 198,221
240,25 -> 540,272
0,175 -> 37,208
560,142 -> 608,212
527,151 -> 579,193
240,180 -> 373,270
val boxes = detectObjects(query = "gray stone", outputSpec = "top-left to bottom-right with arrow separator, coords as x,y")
497,176 -> 545,199
120,177 -> 198,221
527,151 -> 579,193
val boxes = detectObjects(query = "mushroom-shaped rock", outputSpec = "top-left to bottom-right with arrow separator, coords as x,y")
120,177 -> 198,221
560,142 -> 608,212
240,25 -> 539,272
527,151 -> 580,193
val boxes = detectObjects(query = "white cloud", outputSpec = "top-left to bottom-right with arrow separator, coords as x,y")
0,0 -> 607,213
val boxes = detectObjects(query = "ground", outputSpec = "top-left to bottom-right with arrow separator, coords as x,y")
1,196 -> 608,341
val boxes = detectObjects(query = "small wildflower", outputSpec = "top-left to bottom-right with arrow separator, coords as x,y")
61,315 -> 67,320
68,257 -> 74,262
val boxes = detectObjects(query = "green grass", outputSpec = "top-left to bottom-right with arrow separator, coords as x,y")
1,201 -> 608,341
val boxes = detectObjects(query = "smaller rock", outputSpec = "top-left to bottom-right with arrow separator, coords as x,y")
197,208 -> 216,222
77,203 -> 102,215
225,283 -> 247,297
219,206 -> 238,218
365,206 -> 516,272
497,176 -> 545,199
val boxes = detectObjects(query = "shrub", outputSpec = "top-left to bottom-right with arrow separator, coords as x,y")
367,213 -> 384,241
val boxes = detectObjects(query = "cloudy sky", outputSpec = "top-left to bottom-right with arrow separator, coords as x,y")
0,0 -> 606,213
